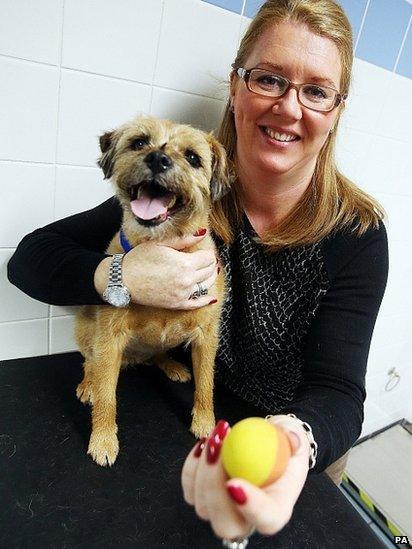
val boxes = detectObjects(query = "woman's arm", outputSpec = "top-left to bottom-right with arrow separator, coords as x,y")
7,197 -> 123,306
7,196 -> 219,309
284,221 -> 389,472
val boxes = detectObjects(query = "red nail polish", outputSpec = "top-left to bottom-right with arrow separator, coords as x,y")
208,299 -> 218,305
227,485 -> 247,505
206,420 -> 230,464
194,437 -> 206,458
217,266 -> 221,274
193,228 -> 207,237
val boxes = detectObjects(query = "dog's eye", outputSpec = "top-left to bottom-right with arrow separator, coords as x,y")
185,150 -> 201,168
131,137 -> 149,150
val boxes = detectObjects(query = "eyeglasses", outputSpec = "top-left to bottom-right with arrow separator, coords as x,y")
234,67 -> 346,112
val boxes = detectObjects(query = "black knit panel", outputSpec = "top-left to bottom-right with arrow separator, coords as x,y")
213,222 -> 330,413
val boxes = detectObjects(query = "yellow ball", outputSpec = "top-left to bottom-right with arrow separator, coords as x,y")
221,417 -> 291,487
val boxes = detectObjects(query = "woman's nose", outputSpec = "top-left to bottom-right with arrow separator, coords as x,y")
271,88 -> 303,120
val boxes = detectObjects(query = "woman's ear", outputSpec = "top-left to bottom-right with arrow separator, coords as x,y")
206,134 -> 235,202
229,71 -> 237,111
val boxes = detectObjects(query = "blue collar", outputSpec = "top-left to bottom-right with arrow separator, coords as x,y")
120,229 -> 133,253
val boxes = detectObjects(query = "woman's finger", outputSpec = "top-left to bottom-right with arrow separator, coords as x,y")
192,420 -> 231,523
183,295 -> 219,310
189,268 -> 219,298
224,478 -> 294,537
181,438 -> 207,505
159,229 -> 210,250
193,261 -> 219,285
190,249 -> 218,271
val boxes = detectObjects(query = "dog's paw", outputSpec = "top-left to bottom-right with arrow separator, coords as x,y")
76,380 -> 94,405
158,359 -> 192,383
87,430 -> 119,467
190,410 -> 215,439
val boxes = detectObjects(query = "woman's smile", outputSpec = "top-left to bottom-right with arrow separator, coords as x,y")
259,125 -> 301,148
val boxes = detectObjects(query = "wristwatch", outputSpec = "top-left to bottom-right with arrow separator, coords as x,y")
102,253 -> 131,307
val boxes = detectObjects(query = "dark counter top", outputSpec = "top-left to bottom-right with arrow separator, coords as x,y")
0,352 -> 383,548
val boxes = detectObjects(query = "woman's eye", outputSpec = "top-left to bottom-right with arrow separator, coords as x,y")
257,74 -> 283,88
131,137 -> 148,150
305,85 -> 328,100
185,150 -> 201,168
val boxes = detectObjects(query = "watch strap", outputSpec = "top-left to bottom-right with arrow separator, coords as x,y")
108,253 -> 125,286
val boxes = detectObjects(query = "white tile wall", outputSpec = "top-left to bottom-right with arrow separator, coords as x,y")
62,0 -> 163,83
0,0 -> 62,65
1,0 -> 411,434
376,72 -> 412,143
154,0 -> 240,99
360,135 -> 411,196
51,305 -> 81,318
335,125 -> 372,184
150,87 -> 225,132
0,320 -> 48,361
341,58 -> 392,134
374,193 -> 412,243
57,70 -> 152,166
55,166 -> 113,220
0,162 -> 55,247
0,57 -> 59,163
0,250 -> 49,323
50,315 -> 77,354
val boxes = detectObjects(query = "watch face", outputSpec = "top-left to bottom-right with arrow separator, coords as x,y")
104,286 -> 131,307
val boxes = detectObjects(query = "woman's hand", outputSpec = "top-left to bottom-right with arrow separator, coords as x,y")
94,228 -> 219,309
181,416 -> 311,542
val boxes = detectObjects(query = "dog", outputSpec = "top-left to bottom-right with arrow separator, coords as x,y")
74,116 -> 232,466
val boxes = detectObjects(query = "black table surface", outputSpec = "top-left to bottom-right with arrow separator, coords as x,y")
0,352 -> 384,548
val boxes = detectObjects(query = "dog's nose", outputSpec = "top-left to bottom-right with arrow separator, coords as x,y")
144,151 -> 173,174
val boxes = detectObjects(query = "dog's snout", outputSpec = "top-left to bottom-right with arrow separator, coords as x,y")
144,151 -> 172,174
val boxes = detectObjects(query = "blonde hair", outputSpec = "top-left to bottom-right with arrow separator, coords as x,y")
210,0 -> 385,250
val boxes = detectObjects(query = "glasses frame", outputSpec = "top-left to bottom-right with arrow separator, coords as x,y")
233,66 -> 347,112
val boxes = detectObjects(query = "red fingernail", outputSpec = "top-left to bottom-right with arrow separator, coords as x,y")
217,266 -> 220,274
194,437 -> 206,458
193,228 -> 207,236
227,485 -> 247,505
206,420 -> 230,464
208,299 -> 218,305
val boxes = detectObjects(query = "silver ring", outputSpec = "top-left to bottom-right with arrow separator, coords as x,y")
222,528 -> 255,549
189,282 -> 208,300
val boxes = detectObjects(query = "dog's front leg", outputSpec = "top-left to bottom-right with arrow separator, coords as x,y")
87,331 -> 129,467
190,325 -> 217,438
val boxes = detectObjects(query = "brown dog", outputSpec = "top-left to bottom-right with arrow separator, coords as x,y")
75,116 -> 232,466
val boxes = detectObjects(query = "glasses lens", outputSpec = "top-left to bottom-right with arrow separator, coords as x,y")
248,70 -> 288,97
300,84 -> 336,111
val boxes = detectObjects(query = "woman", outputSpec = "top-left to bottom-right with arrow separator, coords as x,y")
179,0 -> 388,545
8,0 -> 388,545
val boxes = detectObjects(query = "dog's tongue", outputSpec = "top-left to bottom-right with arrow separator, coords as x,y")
130,189 -> 172,220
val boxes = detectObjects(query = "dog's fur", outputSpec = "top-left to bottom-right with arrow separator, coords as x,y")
75,116 -> 232,466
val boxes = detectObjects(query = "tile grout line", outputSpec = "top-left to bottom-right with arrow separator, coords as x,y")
48,0 -> 67,356
0,52 -> 58,68
0,316 -> 75,326
354,0 -> 371,56
149,0 -> 167,114
393,14 -> 411,73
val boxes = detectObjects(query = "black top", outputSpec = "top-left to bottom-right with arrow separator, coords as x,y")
7,197 -> 389,473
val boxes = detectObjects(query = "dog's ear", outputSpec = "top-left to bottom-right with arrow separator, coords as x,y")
97,130 -> 117,179
206,134 -> 234,202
